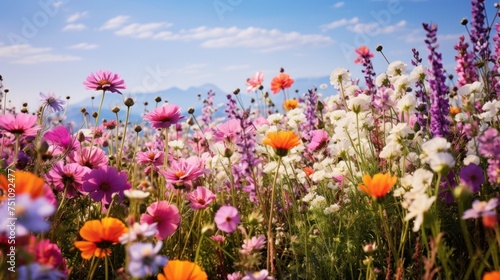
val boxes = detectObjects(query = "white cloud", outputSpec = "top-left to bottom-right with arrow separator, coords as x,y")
154,26 -> 333,52
99,15 -> 131,30
0,44 -> 51,58
333,2 -> 345,8
62,23 -> 86,31
321,17 -> 359,31
115,22 -> 172,39
67,11 -> 88,23
402,29 -> 462,43
67,43 -> 98,50
0,43 -> 81,64
180,63 -> 207,74
347,20 -> 406,35
13,54 -> 82,64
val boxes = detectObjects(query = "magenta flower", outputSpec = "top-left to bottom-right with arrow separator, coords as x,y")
214,205 -> 240,233
186,186 -> 216,210
0,113 -> 41,138
45,162 -> 90,198
30,239 -> 67,275
136,149 -> 164,167
159,156 -> 206,189
44,126 -> 79,156
306,129 -> 329,153
83,70 -> 126,94
67,147 -> 108,169
143,104 -> 185,129
458,164 -> 484,193
82,166 -> 131,204
246,71 -> 264,92
140,201 -> 180,240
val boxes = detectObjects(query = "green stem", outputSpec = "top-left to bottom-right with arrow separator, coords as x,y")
117,105 -> 131,170
267,156 -> 282,275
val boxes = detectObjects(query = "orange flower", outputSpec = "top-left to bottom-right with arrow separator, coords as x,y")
158,260 -> 208,280
283,99 -> 299,110
262,131 -> 301,157
483,271 -> 500,280
74,217 -> 128,260
0,171 -> 45,201
303,167 -> 314,177
450,106 -> 460,115
270,73 -> 294,94
358,173 -> 397,200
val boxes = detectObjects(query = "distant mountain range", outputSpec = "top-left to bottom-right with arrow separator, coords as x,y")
64,76 -> 332,125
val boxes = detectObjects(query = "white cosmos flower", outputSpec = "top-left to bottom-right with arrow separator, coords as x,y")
387,60 -> 407,77
428,152 -> 455,173
405,193 -> 436,232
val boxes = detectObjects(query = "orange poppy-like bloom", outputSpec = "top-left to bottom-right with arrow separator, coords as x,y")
358,173 -> 397,200
157,260 -> 208,280
283,99 -> 299,110
262,131 -> 301,157
483,271 -> 500,280
303,167 -> 314,177
270,73 -> 294,94
0,171 -> 45,201
74,217 -> 128,259
449,106 -> 460,115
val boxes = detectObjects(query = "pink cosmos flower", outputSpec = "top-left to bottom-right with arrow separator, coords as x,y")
214,205 -> 240,233
140,201 -> 180,240
83,70 -> 126,94
213,119 -> 242,144
136,149 -> 164,167
45,162 -> 90,198
144,104 -> 185,129
246,71 -> 264,92
28,238 -> 67,275
82,166 -> 131,204
0,113 -> 41,138
67,147 -> 108,169
306,129 -> 329,152
159,156 -> 206,189
186,186 -> 216,210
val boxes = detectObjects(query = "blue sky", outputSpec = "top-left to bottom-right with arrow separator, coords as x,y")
1,0 -> 497,109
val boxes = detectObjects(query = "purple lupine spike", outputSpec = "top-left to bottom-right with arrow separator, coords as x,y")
478,127 -> 500,184
454,35 -> 478,87
423,23 -> 450,138
300,88 -> 319,142
411,48 -> 428,132
202,90 -> 216,124
225,94 -> 238,120
470,0 -> 490,60
354,46 -> 376,95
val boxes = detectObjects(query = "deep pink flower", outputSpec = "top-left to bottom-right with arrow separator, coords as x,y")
159,156 -> 206,189
28,238 -> 67,275
214,205 -> 240,233
45,162 -> 90,198
140,201 -> 180,240
67,147 -> 108,169
83,70 -> 126,94
82,166 -> 131,204
136,149 -> 164,166
0,113 -> 41,138
307,129 -> 329,152
246,71 -> 264,92
213,119 -> 242,144
144,104 -> 185,129
44,126 -> 79,155
186,186 -> 216,210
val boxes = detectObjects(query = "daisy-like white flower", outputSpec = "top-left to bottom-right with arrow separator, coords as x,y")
386,60 -> 407,77
119,222 -> 158,244
404,193 -> 436,232
329,67 -> 351,89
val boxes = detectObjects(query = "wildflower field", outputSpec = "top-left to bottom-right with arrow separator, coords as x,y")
2,1 -> 500,280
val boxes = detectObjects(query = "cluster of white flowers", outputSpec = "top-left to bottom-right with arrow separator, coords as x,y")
419,137 -> 455,173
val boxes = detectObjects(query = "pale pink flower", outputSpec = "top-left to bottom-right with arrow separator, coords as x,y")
246,71 -> 264,92
240,235 -> 266,255
0,113 -> 41,138
214,205 -> 240,233
186,186 -> 216,210
159,156 -> 206,189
